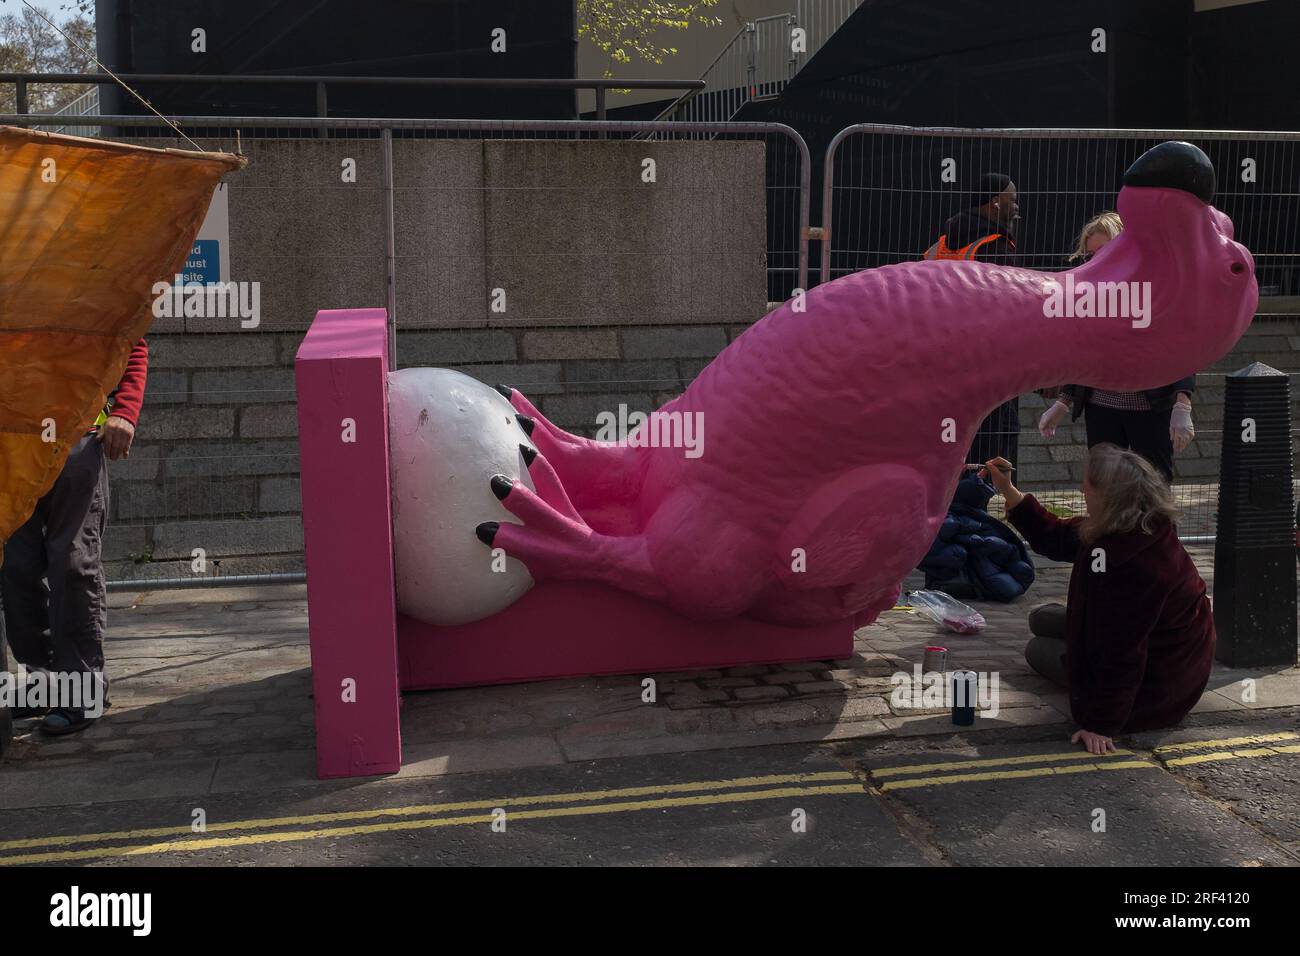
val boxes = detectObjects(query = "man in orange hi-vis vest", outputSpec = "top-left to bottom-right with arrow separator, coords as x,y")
924,172 -> 1022,466
925,171 -> 1020,264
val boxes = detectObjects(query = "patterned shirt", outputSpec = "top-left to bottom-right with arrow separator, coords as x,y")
1088,389 -> 1152,411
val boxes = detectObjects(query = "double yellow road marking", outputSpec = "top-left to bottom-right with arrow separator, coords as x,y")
1155,731 -> 1300,768
875,749 -> 1158,791
4,730 -> 1296,864
873,730 -> 1300,792
0,771 -> 861,866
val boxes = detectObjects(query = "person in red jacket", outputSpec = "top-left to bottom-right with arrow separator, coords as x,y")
0,339 -> 148,735
979,443 -> 1215,755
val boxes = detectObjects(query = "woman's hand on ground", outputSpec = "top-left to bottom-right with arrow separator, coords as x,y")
1038,399 -> 1071,438
1170,400 -> 1195,453
1071,729 -> 1117,755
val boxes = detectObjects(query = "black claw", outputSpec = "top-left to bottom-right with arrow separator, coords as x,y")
475,521 -> 498,545
520,444 -> 537,467
495,384 -> 514,400
1122,141 -> 1215,203
516,414 -> 535,436
490,474 -> 513,500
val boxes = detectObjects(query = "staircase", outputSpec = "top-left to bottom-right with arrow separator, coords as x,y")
34,85 -> 101,138
652,0 -> 866,126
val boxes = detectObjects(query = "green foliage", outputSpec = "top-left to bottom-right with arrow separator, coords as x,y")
0,3 -> 95,112
578,0 -> 721,77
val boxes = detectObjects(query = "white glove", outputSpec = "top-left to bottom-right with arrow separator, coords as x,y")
1038,400 -> 1071,438
1170,401 -> 1194,453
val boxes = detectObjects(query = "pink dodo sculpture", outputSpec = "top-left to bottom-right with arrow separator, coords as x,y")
479,142 -> 1258,626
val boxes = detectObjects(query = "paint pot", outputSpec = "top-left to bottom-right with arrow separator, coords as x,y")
922,646 -> 948,674
951,670 -> 977,726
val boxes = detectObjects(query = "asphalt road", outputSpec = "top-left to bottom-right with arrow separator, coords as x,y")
0,709 -> 1296,867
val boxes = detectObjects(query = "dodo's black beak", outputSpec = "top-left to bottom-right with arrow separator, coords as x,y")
1122,141 -> 1215,204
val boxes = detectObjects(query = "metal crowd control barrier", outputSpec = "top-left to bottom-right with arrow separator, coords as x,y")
820,123 -> 1300,284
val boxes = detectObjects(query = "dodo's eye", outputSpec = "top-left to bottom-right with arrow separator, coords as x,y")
1230,262 -> 1245,276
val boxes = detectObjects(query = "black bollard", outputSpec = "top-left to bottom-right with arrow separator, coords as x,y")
1212,362 -> 1297,667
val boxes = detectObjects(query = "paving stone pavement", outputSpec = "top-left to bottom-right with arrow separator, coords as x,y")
4,550 -> 1298,794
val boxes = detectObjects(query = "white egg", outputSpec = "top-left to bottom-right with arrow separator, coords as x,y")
388,368 -> 536,625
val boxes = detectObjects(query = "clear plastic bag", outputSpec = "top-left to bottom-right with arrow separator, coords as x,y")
907,590 -> 986,635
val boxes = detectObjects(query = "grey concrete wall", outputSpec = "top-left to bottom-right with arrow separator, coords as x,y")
138,136 -> 767,333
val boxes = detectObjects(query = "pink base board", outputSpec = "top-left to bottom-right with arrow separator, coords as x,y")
398,581 -> 853,690
298,306 -> 854,779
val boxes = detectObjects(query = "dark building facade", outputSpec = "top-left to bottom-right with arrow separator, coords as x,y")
96,0 -> 577,119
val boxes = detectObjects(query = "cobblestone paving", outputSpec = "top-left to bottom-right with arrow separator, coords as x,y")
5,554 -> 1298,784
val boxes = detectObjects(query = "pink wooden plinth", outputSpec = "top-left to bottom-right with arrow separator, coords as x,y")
295,308 -> 401,779
397,587 -> 852,689
296,307 -> 853,778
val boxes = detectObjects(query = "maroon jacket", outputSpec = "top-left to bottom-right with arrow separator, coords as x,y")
98,338 -> 148,428
1007,494 -> 1215,736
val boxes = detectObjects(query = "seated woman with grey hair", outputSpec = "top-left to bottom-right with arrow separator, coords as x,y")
979,444 -> 1215,755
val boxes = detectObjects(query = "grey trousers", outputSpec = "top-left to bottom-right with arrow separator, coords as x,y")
1025,602 -> 1069,688
1,434 -> 109,686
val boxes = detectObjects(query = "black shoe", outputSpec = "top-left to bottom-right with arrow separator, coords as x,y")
13,675 -> 50,719
39,708 -> 95,736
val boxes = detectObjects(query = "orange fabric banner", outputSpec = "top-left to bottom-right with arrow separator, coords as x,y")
0,127 -> 245,556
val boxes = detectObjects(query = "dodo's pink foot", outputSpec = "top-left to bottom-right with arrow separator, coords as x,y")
494,384 -> 643,520
475,448 -> 667,603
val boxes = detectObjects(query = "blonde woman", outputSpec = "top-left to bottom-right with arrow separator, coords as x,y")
1068,210 -> 1123,261
1038,212 -> 1197,481
980,445 -> 1215,754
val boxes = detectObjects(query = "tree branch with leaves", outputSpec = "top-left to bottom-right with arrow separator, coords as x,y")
578,0 -> 721,77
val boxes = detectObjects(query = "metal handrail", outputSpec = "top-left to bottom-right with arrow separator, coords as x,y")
1,72 -> 705,121
652,1 -> 865,125
654,15 -> 797,126
647,20 -> 755,125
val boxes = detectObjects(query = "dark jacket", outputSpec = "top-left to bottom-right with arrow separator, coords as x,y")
1061,376 -> 1196,422
1007,494 -> 1215,736
935,209 -> 1019,266
919,471 -> 1035,601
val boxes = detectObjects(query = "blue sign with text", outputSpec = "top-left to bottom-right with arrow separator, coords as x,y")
180,239 -> 221,284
